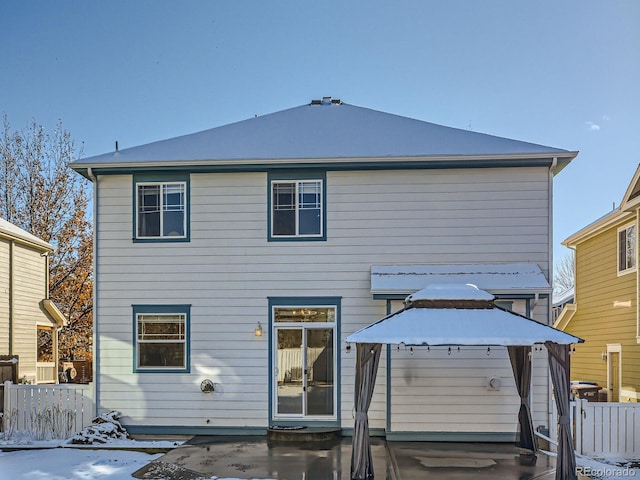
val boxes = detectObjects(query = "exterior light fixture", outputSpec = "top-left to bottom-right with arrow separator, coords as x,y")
254,322 -> 263,337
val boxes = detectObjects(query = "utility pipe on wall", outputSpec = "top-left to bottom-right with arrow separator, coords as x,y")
547,156 -> 557,440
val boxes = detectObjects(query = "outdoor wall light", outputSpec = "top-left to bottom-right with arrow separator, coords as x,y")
254,322 -> 263,337
601,352 -> 607,361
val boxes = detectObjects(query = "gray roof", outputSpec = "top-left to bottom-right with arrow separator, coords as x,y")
72,98 -> 576,172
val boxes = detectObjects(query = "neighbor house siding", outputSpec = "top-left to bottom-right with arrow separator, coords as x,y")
0,239 -> 10,352
95,165 -> 551,433
8,242 -> 49,382
567,216 -> 639,399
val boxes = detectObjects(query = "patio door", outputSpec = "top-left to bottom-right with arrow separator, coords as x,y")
273,306 -> 336,420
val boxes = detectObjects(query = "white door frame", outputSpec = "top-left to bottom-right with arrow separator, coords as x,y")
606,343 -> 622,402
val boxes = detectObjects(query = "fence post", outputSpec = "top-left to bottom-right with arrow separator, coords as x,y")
2,380 -> 10,413
573,399 -> 582,455
2,381 -> 10,433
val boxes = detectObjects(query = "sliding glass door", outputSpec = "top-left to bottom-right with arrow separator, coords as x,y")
273,306 -> 336,420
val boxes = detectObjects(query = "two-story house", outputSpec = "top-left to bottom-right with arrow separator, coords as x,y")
71,97 -> 578,439
0,218 -> 67,384
559,164 -> 640,402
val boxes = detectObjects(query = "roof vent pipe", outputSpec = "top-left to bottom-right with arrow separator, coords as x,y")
311,97 -> 342,105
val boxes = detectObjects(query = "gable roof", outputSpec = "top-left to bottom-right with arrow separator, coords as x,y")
621,163 -> 640,211
72,98 -> 577,176
563,163 -> 640,247
0,218 -> 53,252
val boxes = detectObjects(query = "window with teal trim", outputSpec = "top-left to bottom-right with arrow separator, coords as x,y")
269,172 -> 326,241
133,174 -> 189,242
133,305 -> 190,373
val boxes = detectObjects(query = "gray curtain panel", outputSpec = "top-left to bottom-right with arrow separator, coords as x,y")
546,342 -> 578,480
507,345 -> 537,452
350,343 -> 382,480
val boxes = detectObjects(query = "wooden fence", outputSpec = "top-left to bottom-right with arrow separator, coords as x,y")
551,398 -> 640,459
1,381 -> 94,440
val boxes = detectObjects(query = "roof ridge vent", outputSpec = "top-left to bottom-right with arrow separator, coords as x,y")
311,97 -> 342,106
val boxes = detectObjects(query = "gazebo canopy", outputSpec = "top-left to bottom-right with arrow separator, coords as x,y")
347,283 -> 583,480
346,284 -> 581,346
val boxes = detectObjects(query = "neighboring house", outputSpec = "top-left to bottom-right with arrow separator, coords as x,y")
552,286 -> 574,323
0,218 -> 67,384
559,165 -> 640,403
71,97 -> 578,438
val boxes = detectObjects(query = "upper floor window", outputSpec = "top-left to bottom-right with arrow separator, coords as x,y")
134,174 -> 190,242
269,172 -> 326,241
618,223 -> 636,274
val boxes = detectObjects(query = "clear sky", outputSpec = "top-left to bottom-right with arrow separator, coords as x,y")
1,1 -> 638,268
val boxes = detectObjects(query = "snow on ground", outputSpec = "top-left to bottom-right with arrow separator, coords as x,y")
1,443 -> 638,480
0,442 -> 265,480
575,455 -> 640,480
0,411 -> 266,479
1,421 -> 638,480
0,447 -> 163,480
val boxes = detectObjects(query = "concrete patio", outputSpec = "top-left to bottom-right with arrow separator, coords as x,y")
132,436 -> 583,480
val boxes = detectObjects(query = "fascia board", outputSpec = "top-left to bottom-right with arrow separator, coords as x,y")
41,299 -> 68,327
553,303 -> 577,331
0,230 -> 54,253
71,152 -> 575,173
372,288 -> 552,298
562,209 -> 634,247
619,164 -> 640,209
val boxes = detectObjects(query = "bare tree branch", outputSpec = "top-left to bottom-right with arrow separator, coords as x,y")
554,250 -> 575,293
0,115 -> 93,361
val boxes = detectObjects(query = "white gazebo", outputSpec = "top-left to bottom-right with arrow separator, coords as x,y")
346,283 -> 583,480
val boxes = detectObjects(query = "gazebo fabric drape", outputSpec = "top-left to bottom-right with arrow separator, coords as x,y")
350,343 -> 382,480
546,342 -> 578,480
507,346 -> 537,452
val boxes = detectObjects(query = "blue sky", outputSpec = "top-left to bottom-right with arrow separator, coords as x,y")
1,1 -> 638,267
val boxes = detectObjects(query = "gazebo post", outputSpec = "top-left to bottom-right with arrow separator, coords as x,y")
546,342 -> 578,480
351,343 -> 382,480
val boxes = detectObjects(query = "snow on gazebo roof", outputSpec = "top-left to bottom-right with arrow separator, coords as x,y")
347,284 -> 582,347
406,283 -> 494,302
371,263 -> 552,297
